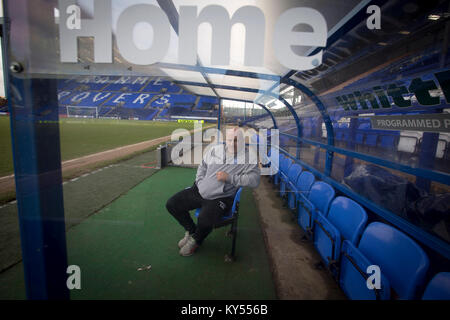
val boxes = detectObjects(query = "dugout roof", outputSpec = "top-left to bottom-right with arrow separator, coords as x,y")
9,0 -> 360,102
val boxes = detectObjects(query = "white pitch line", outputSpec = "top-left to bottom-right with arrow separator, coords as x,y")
0,126 -> 206,181
60,133 -> 175,165
0,174 -> 14,181
0,199 -> 17,209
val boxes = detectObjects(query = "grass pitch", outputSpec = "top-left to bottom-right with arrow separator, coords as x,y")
0,116 -> 196,176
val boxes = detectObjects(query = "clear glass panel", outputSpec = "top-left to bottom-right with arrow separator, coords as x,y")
291,0 -> 450,260
265,97 -> 296,136
299,145 -> 326,172
221,99 -> 268,127
336,157 -> 450,244
2,0 -> 450,301
279,133 -> 297,158
293,91 -> 326,142
311,0 -> 450,178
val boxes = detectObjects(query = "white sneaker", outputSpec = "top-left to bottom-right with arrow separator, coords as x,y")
178,231 -> 191,248
179,236 -> 199,257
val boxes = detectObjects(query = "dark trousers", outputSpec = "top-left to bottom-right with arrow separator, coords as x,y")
166,183 -> 234,244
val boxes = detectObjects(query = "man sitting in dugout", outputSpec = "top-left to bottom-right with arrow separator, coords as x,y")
166,127 -> 260,256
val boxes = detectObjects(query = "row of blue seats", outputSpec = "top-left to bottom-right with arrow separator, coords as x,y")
266,151 -> 449,300
150,94 -> 197,108
335,127 -> 449,158
106,107 -> 160,120
335,129 -> 399,150
299,118 -> 405,150
333,122 -> 400,148
197,96 -> 219,110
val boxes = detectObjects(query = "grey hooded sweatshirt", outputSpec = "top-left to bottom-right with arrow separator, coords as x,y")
195,144 -> 260,200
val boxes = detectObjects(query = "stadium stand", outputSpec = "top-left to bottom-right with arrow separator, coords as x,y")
57,76 -> 219,121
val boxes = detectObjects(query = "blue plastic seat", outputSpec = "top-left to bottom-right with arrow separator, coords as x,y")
339,239 -> 391,300
313,197 -> 368,270
273,154 -> 285,185
342,130 -> 350,142
365,133 -> 378,147
339,222 -> 430,300
336,130 -> 344,141
278,157 -> 288,194
278,157 -> 293,196
272,154 -> 282,185
194,187 -> 243,261
335,123 -> 349,142
355,123 -> 369,145
287,171 -> 314,210
422,272 -> 450,300
355,132 -> 364,145
281,163 -> 302,200
278,156 -> 290,195
379,134 -> 397,150
297,181 -> 335,237
358,122 -> 370,130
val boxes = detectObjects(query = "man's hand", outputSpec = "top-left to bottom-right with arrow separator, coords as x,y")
216,171 -> 229,182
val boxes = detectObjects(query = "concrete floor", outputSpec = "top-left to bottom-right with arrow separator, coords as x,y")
253,176 -> 346,300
